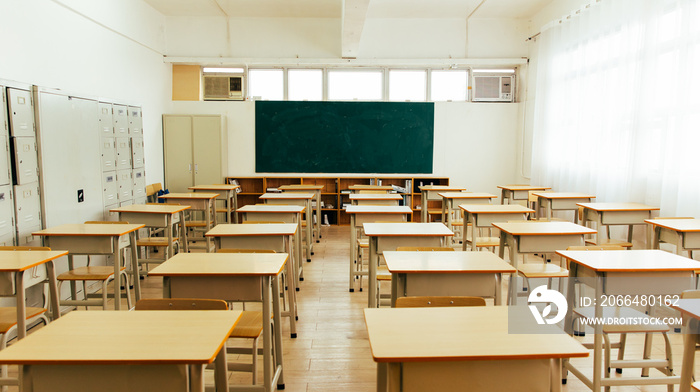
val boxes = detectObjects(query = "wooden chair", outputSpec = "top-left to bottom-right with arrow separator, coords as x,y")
358,190 -> 386,194
146,183 -> 162,204
56,221 -> 132,310
395,296 -> 486,308
134,298 -> 265,385
0,246 -> 52,392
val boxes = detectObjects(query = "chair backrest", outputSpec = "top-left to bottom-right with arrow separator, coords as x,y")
395,296 -> 486,308
359,190 -> 386,194
395,247 -> 454,252
134,298 -> 228,311
146,183 -> 163,196
217,249 -> 276,254
0,246 -> 51,251
85,221 -> 128,224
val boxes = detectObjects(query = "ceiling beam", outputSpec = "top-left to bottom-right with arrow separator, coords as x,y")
341,0 -> 371,59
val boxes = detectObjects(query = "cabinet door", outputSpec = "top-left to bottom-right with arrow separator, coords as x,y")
0,185 -> 14,245
13,183 -> 41,231
115,137 -> 131,170
163,115 -> 194,193
116,169 -> 133,202
102,171 -> 118,205
0,136 -> 10,186
113,105 -> 128,135
128,106 -> 142,136
132,168 -> 146,199
98,103 -> 114,136
131,136 -> 144,168
7,89 -> 34,137
12,137 -> 38,184
192,116 -> 222,185
100,137 -> 117,172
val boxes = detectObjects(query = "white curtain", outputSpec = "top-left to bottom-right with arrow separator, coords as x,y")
531,0 -> 700,217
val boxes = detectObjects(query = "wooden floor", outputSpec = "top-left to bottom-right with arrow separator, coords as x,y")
8,225 -> 700,391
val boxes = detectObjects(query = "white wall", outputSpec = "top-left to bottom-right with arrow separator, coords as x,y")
0,0 -> 170,188
170,100 -> 519,194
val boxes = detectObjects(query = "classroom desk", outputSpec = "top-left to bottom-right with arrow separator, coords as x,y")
279,184 -> 324,243
188,184 -> 240,223
497,184 -> 551,205
532,192 -> 595,222
669,299 -> 700,392
418,185 -> 465,223
0,310 -> 240,392
383,250 -> 515,306
646,218 -> 700,256
577,202 -> 658,248
260,192 -> 314,262
348,185 -> 393,193
492,221 -> 596,305
346,206 -> 412,292
33,223 -> 145,310
362,223 -> 454,308
438,192 -> 496,233
238,204 -> 305,283
205,223 -> 298,336
349,193 -> 403,206
364,306 -> 589,392
558,249 -> 700,392
110,203 -> 190,258
0,250 -> 66,338
459,204 -> 534,251
158,192 -> 219,252
149,253 -> 287,392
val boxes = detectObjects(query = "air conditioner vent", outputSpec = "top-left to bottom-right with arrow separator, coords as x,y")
472,75 -> 515,102
203,75 -> 244,101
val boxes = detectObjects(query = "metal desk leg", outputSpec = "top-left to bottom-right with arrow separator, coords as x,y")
112,237 -> 121,311
270,275 -> 286,390
349,214 -> 357,292
213,344 -> 228,392
369,237 -> 378,308
284,237 -> 298,338
306,200 -> 313,261
189,364 -> 204,392
15,271 -> 26,339
46,260 -> 60,320
592,274 -> 604,392
130,232 -> 141,303
179,211 -> 189,253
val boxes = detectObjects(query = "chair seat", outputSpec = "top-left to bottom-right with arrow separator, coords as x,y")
57,266 -> 125,280
474,237 -> 500,247
584,239 -> 633,248
518,263 -> 568,278
357,239 -> 369,248
137,237 -> 178,247
377,266 -> 391,281
231,311 -> 264,339
574,306 -> 669,333
186,220 -> 214,228
0,307 -> 47,333
216,208 -> 230,213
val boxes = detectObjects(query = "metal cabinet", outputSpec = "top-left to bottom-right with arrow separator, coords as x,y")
0,185 -> 14,246
0,93 -> 11,185
131,137 -> 144,168
7,89 -> 34,137
100,137 -> 117,172
113,105 -> 128,136
115,137 -> 131,170
98,103 -> 114,136
116,169 -> 133,202
132,168 -> 146,200
128,106 -> 142,136
12,137 -> 38,184
102,171 -> 118,205
13,183 -> 41,231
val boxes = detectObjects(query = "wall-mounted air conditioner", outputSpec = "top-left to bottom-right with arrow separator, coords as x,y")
203,75 -> 244,101
472,74 -> 514,102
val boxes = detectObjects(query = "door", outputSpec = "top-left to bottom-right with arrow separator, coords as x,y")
163,115 -> 194,193
192,116 -> 222,185
7,89 -> 34,137
98,103 -> 114,136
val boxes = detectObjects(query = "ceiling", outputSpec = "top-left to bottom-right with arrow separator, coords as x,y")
143,0 -> 553,58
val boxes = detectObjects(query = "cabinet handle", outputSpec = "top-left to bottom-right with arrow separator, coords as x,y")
188,164 -> 192,172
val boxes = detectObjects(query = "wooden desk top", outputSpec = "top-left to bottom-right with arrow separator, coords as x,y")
531,192 -> 595,200
556,249 -> 700,272
278,185 -> 324,191
459,204 -> 534,214
670,299 -> 700,320
110,204 -> 191,214
0,310 -> 240,365
577,202 -> 659,212
438,192 -> 497,200
33,223 -> 145,237
260,192 -> 314,200
383,251 -> 515,274
0,250 -> 69,272
348,194 -> 403,200
149,253 -> 287,277
206,223 -> 297,237
364,306 -> 588,362
418,185 -> 465,192
238,205 -> 305,213
498,185 -> 551,191
363,223 -> 454,237
645,218 -> 700,232
348,185 -> 393,191
346,206 -> 412,214
492,222 -> 596,236
159,192 -> 220,200
188,184 -> 240,191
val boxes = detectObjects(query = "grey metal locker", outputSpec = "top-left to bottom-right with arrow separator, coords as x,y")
104,203 -> 119,221
16,225 -> 42,247
115,137 -> 131,170
13,183 -> 41,231
98,102 -> 114,136
101,137 -> 117,172
113,105 -> 128,135
128,106 -> 142,136
119,199 -> 133,208
132,168 -> 146,200
102,171 -> 118,205
0,185 -> 14,246
7,89 -> 34,137
134,196 -> 147,205
0,89 -> 10,186
131,137 -> 144,168
12,137 -> 38,184
116,169 -> 133,202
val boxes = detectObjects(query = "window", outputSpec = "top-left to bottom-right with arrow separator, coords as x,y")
430,70 -> 467,101
389,70 -> 426,101
288,69 -> 323,101
248,69 -> 283,100
328,70 -> 383,101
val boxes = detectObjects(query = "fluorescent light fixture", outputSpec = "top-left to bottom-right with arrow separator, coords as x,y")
472,68 -> 515,73
202,67 -> 244,74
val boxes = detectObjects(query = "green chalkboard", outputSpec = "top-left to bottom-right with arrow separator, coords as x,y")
255,101 -> 434,173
